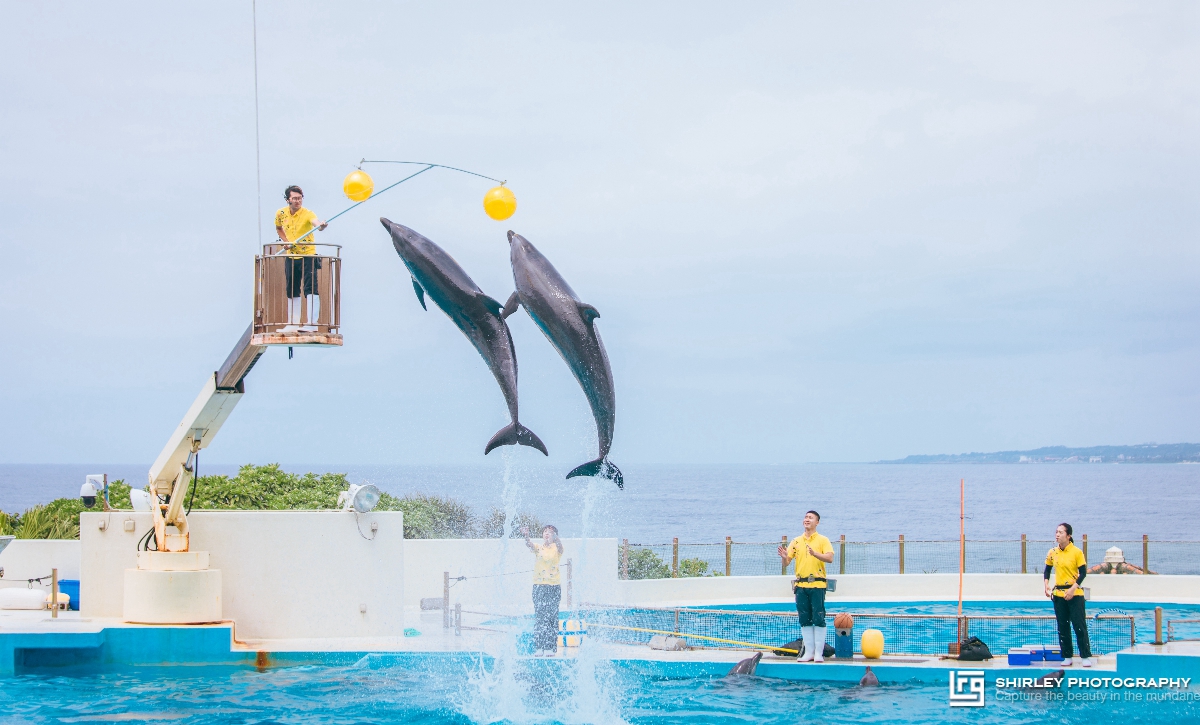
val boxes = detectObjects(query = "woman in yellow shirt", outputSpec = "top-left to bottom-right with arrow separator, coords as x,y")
523,524 -> 564,657
1044,522 -> 1092,667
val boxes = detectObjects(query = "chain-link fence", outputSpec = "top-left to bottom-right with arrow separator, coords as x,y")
618,538 -> 1200,578
583,605 -> 1136,657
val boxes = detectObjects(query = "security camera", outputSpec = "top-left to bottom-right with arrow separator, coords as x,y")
80,481 -> 97,508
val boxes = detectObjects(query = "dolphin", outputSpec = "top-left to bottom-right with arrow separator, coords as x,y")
859,666 -> 879,686
502,231 -> 622,489
726,651 -> 762,677
381,219 -> 547,456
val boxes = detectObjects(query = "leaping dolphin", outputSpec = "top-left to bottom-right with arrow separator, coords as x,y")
502,231 -> 622,489
381,219 -> 547,457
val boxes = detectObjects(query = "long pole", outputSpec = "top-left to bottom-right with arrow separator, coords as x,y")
958,478 -> 965,618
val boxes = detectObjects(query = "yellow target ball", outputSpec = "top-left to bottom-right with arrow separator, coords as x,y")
343,169 -> 374,202
483,185 -> 517,221
860,628 -> 884,659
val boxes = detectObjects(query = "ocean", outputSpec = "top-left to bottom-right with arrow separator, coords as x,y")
3,461 -> 1197,543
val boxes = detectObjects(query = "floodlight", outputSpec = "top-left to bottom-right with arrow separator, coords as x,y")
130,489 -> 153,512
338,483 -> 380,513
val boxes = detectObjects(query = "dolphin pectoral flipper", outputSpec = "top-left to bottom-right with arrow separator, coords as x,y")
579,303 -> 600,325
485,421 -> 549,456
412,278 -> 428,310
477,293 -> 504,316
567,458 -> 623,490
501,291 -> 520,320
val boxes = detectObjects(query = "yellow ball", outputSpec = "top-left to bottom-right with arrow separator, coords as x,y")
860,628 -> 884,659
483,185 -> 517,221
343,169 -> 374,202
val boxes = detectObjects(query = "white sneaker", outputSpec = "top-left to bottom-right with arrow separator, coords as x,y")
1082,658 -> 1092,667
1061,658 -> 1073,666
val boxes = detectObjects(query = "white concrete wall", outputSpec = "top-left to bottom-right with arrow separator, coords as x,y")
81,511 -> 404,639
403,537 -> 619,612
611,573 -> 1200,606
0,540 -> 81,589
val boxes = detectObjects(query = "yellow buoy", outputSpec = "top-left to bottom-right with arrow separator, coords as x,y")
860,628 -> 884,659
343,169 -> 374,202
483,185 -> 517,220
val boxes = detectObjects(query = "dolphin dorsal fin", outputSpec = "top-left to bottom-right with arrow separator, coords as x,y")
412,278 -> 427,311
478,293 -> 504,316
579,303 -> 600,326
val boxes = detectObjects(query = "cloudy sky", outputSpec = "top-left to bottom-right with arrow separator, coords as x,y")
1,2 -> 1197,467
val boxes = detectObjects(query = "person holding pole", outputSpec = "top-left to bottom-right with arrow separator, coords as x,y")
522,524 -> 563,657
1044,522 -> 1093,667
274,185 -> 327,331
778,511 -> 834,662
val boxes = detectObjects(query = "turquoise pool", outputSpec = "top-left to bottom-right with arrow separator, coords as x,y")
3,656 -> 1198,724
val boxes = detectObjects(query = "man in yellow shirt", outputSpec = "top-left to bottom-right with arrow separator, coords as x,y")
778,510 -> 834,662
1044,522 -> 1092,667
274,185 -> 327,330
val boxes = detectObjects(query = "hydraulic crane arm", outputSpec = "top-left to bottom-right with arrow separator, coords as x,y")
146,324 -> 266,551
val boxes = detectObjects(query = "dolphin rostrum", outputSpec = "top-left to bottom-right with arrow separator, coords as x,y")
381,218 -> 546,456
502,231 -> 622,489
726,651 -> 762,676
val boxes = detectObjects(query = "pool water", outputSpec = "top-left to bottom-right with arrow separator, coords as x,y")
3,655 -> 1198,725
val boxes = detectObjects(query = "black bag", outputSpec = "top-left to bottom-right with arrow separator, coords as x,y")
774,638 -> 836,658
957,636 -> 992,661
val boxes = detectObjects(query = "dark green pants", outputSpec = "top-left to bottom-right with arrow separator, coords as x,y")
1052,595 -> 1092,659
794,586 -> 826,627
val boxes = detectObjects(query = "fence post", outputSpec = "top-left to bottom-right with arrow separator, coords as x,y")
898,535 -> 905,574
1021,534 -> 1027,574
1153,606 -> 1164,645
1082,534 -> 1088,562
725,536 -> 732,577
565,558 -> 573,609
839,534 -> 846,575
672,537 -> 679,578
454,601 -> 461,636
1143,535 -> 1149,575
51,568 -> 58,619
621,538 -> 629,580
443,571 -> 450,629
781,535 -> 789,575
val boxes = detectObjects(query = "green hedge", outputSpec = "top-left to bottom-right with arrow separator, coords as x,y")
2,464 -> 542,541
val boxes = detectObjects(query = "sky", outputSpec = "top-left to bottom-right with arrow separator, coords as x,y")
1,2 -> 1197,467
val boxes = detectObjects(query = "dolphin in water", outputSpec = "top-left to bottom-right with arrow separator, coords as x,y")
502,231 -> 622,489
859,666 -> 879,686
726,651 -> 762,676
381,219 -> 547,456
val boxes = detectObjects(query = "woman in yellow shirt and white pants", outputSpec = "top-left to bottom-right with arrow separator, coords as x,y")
523,524 -> 564,657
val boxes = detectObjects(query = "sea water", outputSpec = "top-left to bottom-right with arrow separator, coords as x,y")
5,463 -> 1199,541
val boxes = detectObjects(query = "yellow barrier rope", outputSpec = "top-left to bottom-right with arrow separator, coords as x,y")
585,621 -> 798,654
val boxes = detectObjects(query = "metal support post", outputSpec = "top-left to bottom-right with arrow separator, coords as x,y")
565,558 -> 573,609
1143,535 -> 1149,575
621,538 -> 629,580
1021,534 -> 1027,574
454,602 -> 461,636
898,535 -> 905,574
781,535 -> 789,575
725,536 -> 732,577
1153,606 -> 1164,645
443,571 -> 450,629
839,534 -> 846,575
1082,533 -> 1088,562
51,568 -> 58,618
672,537 -> 679,578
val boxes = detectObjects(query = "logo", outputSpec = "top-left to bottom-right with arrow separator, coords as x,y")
949,670 -> 986,707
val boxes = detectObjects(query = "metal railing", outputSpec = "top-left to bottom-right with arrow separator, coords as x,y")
618,537 -> 1200,579
254,243 -> 342,334
1167,619 -> 1200,642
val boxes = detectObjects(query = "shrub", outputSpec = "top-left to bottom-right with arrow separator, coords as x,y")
626,547 -> 671,579
678,557 -> 711,578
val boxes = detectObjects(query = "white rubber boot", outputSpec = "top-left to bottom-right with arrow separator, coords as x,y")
799,627 -> 816,661
813,627 -> 827,662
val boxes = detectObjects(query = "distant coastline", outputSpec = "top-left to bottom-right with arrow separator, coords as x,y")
877,443 -> 1200,464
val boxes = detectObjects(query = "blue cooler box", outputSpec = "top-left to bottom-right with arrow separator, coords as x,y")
1008,648 -> 1032,666
1043,645 -> 1063,661
58,579 -> 80,611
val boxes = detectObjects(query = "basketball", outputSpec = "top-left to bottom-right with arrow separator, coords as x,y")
834,613 -> 854,630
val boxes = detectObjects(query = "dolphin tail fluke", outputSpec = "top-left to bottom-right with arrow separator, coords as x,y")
566,458 -> 624,490
485,422 -> 549,456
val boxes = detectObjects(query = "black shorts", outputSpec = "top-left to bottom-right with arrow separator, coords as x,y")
285,256 -> 322,298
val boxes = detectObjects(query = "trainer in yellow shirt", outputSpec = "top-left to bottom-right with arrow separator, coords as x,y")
1043,522 -> 1093,666
524,524 -> 565,657
778,510 -> 835,662
274,185 -> 326,255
